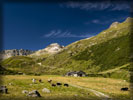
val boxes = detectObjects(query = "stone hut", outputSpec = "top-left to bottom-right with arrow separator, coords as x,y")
66,71 -> 86,77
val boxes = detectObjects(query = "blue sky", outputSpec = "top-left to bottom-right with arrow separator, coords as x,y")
3,1 -> 130,50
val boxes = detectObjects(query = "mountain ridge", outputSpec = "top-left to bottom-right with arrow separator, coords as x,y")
0,49 -> 34,60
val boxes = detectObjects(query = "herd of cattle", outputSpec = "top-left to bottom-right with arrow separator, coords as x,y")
0,78 -> 129,97
0,78 -> 69,97
32,78 -> 69,87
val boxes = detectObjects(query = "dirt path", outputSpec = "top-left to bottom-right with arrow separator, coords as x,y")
70,84 -> 112,100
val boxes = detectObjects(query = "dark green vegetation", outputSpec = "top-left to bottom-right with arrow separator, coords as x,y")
0,56 -> 46,75
0,17 -> 132,81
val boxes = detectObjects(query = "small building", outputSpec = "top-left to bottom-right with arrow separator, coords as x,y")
73,73 -> 78,77
18,72 -> 23,75
65,71 -> 76,76
76,71 -> 86,77
66,71 -> 86,77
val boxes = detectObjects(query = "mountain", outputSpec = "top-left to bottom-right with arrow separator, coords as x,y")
0,49 -> 34,60
40,17 -> 131,79
0,43 -> 64,75
0,17 -> 132,80
29,43 -> 64,57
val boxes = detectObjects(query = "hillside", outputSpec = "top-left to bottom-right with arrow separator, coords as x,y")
0,17 -> 132,80
40,17 -> 131,73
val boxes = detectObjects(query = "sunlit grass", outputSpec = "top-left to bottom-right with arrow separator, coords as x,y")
0,75 -> 100,100
0,75 -> 130,100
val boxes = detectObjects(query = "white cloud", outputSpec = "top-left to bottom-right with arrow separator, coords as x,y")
85,19 -> 111,25
85,16 -> 128,25
60,1 -> 130,11
44,30 -> 61,37
43,30 -> 92,38
90,19 -> 112,24
92,20 -> 101,24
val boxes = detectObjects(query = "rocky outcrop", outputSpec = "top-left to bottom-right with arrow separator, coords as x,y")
30,43 -> 64,56
0,49 -> 34,60
0,43 -> 63,59
27,90 -> 41,97
42,88 -> 50,93
110,22 -> 119,28
125,17 -> 133,23
44,43 -> 64,53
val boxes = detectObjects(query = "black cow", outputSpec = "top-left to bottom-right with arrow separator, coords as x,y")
121,87 -> 128,91
51,84 -> 56,87
56,83 -> 62,86
48,79 -> 52,83
39,79 -> 42,83
64,84 -> 69,87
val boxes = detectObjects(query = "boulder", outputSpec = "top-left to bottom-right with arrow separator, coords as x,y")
22,90 -> 28,94
27,90 -> 41,97
42,88 -> 50,93
74,94 -> 78,97
9,83 -> 13,86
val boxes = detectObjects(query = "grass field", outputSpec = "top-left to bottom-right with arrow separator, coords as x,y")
0,75 -> 130,100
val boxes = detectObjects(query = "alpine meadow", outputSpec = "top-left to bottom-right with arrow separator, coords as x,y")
0,2 -> 132,100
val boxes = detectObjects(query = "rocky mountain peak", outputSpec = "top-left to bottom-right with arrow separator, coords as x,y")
44,43 -> 64,53
30,43 -> 64,56
110,22 -> 119,28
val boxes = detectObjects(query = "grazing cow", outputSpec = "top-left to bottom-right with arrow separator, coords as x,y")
39,79 -> 42,83
64,83 -> 69,87
32,79 -> 36,84
56,82 -> 62,86
121,87 -> 128,91
0,86 -> 8,94
51,84 -> 56,87
48,79 -> 52,83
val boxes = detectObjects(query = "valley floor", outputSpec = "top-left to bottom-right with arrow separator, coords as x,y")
0,75 -> 130,100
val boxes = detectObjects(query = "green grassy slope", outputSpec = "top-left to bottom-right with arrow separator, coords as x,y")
41,34 -> 130,75
39,18 -> 131,80
0,56 -> 46,75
